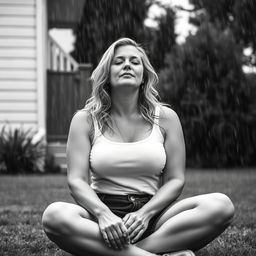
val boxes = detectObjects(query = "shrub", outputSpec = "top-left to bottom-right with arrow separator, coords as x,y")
158,23 -> 256,167
0,126 -> 45,174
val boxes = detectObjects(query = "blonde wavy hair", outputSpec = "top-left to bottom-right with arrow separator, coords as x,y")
83,37 -> 162,133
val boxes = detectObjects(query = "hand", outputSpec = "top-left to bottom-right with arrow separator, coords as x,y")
122,210 -> 150,244
98,210 -> 130,250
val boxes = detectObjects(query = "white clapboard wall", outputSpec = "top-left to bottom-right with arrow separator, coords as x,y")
0,0 -> 39,131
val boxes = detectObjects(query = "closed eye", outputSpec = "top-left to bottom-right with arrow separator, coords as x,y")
113,56 -> 141,65
113,60 -> 140,66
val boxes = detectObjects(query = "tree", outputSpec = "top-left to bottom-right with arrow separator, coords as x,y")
158,22 -> 255,167
72,0 -> 151,68
146,4 -> 176,70
71,0 -> 176,70
189,0 -> 256,67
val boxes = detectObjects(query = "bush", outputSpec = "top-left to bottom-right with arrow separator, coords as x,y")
0,126 -> 45,174
158,23 -> 256,167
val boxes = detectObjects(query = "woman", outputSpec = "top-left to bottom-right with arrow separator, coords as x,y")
42,38 -> 234,256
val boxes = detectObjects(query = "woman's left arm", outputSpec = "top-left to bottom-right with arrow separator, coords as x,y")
123,106 -> 186,242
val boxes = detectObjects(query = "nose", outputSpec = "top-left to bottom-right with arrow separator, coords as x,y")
123,60 -> 131,70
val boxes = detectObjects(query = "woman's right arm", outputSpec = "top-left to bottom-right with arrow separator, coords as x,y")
66,111 -> 128,249
66,111 -> 108,217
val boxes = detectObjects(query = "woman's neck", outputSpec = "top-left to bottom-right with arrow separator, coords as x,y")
110,88 -> 140,117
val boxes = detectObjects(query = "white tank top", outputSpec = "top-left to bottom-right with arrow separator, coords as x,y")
89,105 -> 166,195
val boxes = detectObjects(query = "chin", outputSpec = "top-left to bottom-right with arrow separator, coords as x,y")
112,82 -> 140,89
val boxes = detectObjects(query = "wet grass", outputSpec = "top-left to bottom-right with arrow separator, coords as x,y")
0,169 -> 255,255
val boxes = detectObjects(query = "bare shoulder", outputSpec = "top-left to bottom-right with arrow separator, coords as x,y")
159,105 -> 179,120
159,106 -> 183,142
69,109 -> 93,137
159,105 -> 181,127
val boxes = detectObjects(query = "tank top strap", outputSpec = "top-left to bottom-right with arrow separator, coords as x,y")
153,105 -> 161,126
151,105 -> 164,142
92,116 -> 101,144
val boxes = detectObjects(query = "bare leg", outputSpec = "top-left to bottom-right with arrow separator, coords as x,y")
136,193 -> 234,254
42,202 -> 158,256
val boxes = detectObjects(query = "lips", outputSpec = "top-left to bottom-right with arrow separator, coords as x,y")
120,73 -> 134,77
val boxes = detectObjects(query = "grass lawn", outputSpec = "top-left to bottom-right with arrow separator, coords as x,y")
0,169 -> 255,256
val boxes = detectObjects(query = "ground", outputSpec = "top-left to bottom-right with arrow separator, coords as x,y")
0,169 -> 255,255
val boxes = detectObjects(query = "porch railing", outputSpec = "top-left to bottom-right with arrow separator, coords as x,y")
47,34 -> 79,71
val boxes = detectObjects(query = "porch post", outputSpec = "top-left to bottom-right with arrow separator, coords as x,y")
36,0 -> 47,135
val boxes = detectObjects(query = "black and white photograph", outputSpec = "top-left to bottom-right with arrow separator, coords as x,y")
0,0 -> 255,255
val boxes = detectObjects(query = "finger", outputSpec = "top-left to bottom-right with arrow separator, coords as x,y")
101,230 -> 111,248
131,228 -> 145,244
107,229 -> 119,250
122,214 -> 131,225
110,228 -> 123,250
117,223 -> 129,246
124,216 -> 136,232
127,220 -> 140,237
129,221 -> 145,240
114,225 -> 125,249
119,222 -> 130,244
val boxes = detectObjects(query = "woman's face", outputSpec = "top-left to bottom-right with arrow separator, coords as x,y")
110,45 -> 144,89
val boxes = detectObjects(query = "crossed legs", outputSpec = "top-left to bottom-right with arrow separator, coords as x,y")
42,193 -> 234,256
42,202 -> 156,256
135,193 -> 234,253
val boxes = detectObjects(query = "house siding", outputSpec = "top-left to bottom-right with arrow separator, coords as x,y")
0,0 -> 38,131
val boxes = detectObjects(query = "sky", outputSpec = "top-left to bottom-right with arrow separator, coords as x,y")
146,0 -> 196,44
50,0 -> 195,53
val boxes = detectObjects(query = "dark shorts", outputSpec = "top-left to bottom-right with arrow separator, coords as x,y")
97,193 -> 166,241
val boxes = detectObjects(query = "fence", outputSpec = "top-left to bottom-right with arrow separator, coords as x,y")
47,64 -> 92,142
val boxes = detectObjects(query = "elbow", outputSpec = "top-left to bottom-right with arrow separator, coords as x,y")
165,175 -> 185,187
67,170 -> 87,188
176,177 -> 185,194
67,177 -> 77,198
163,176 -> 185,196
180,176 -> 185,188
171,176 -> 185,195
66,176 -> 85,197
67,175 -> 75,190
